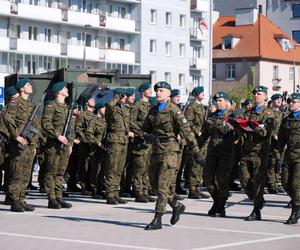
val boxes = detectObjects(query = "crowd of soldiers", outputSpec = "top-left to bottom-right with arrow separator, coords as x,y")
0,78 -> 300,230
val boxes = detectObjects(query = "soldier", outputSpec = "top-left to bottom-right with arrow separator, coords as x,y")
242,99 -> 253,111
105,88 -> 133,205
143,81 -> 205,230
239,86 -> 273,221
76,94 -> 96,195
4,79 -> 37,212
266,94 -> 284,194
198,92 -> 237,217
279,92 -> 300,224
130,83 -> 154,202
208,100 -> 217,114
85,101 -> 107,199
42,81 -> 75,209
185,86 -> 210,199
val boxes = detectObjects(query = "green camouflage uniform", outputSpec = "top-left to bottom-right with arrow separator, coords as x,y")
239,106 -> 273,209
143,101 -> 200,213
85,115 -> 107,194
75,109 -> 95,189
105,95 -> 130,198
279,112 -> 300,207
184,101 -> 207,193
4,96 -> 36,203
42,100 -> 75,200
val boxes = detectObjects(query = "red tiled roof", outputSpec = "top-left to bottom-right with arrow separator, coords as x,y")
213,15 -> 300,63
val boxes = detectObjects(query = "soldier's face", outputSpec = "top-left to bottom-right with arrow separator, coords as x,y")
156,88 -> 171,102
245,104 -> 253,110
289,99 -> 300,112
171,95 -> 181,105
126,94 -> 135,104
196,92 -> 205,101
209,105 -> 217,113
59,87 -> 69,97
216,98 -> 227,110
273,98 -> 282,107
23,82 -> 33,94
87,98 -> 95,107
143,89 -> 152,98
99,107 -> 106,116
254,91 -> 266,104
12,93 -> 19,99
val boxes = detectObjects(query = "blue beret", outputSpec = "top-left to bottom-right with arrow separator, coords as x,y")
82,93 -> 93,103
126,88 -> 135,97
5,86 -> 18,96
171,89 -> 181,98
191,86 -> 204,96
95,101 -> 106,111
271,93 -> 283,100
51,81 -> 66,93
16,78 -> 30,90
149,96 -> 158,106
287,92 -> 300,103
242,99 -> 252,106
138,82 -> 151,92
213,91 -> 229,100
253,85 -> 268,94
154,81 -> 171,92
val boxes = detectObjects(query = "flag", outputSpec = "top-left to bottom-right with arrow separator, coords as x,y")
224,117 -> 264,132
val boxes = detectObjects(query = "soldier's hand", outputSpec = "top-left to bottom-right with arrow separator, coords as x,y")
194,151 -> 206,166
58,135 -> 69,145
74,139 -> 80,144
128,131 -> 135,138
16,136 -> 28,146
69,146 -> 72,156
144,134 -> 157,144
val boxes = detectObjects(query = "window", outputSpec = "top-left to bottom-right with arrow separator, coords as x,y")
85,34 -> 91,47
150,9 -> 157,24
82,0 -> 87,12
119,7 -> 126,19
292,4 -> 300,18
150,39 -> 156,54
165,41 -> 171,56
289,67 -> 295,81
179,15 -> 185,29
47,0 -> 52,7
45,28 -> 51,42
165,72 -> 171,83
119,38 -> 125,50
282,40 -> 290,51
226,64 -> 235,80
107,36 -> 112,48
292,30 -> 300,43
179,43 -> 185,57
29,26 -> 37,40
223,38 -> 232,49
179,73 -> 185,86
16,24 -> 21,39
166,12 -> 172,26
193,46 -> 204,58
192,75 -> 200,86
28,26 -> 32,40
212,64 -> 216,80
77,32 -> 82,46
150,70 -> 156,83
273,65 -> 279,79
108,5 -> 113,16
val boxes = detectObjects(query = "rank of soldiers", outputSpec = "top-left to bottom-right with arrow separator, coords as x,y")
0,78 -> 300,230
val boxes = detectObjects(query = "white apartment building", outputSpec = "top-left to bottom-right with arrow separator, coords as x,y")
140,0 -> 212,102
0,0 -> 141,87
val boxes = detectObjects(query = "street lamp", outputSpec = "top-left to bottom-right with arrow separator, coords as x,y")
83,24 -> 92,69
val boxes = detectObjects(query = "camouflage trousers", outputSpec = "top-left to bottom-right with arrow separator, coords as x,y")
266,148 -> 281,190
89,147 -> 106,193
44,140 -> 70,199
150,151 -> 178,213
132,144 -> 151,196
105,142 -> 128,198
240,149 -> 269,209
77,142 -> 91,189
8,142 -> 35,202
281,158 -> 300,206
204,149 -> 234,207
170,147 -> 184,194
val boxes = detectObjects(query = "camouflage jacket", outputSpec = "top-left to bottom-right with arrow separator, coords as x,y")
75,109 -> 95,143
185,101 -> 207,138
86,115 -> 107,147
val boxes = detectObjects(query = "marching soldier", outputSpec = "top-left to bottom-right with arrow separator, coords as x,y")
143,82 -> 205,230
278,93 -> 300,224
42,81 -> 75,209
239,86 -> 273,221
4,79 -> 37,212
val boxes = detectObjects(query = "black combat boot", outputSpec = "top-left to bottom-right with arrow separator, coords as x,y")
135,194 -> 148,203
285,206 -> 300,225
188,190 -> 200,199
176,187 -> 187,195
145,195 -> 156,202
145,213 -> 163,230
48,198 -> 62,209
116,196 -> 128,204
245,208 -> 261,221
81,188 -> 91,196
57,198 -> 72,208
106,196 -> 118,205
198,191 -> 210,199
21,201 -> 35,211
91,189 -> 101,199
170,201 -> 186,225
286,200 -> 292,209
173,193 -> 184,201
4,195 -> 13,205
10,201 -> 25,212
208,200 -> 218,217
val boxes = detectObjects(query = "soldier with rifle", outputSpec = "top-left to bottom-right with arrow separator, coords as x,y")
42,81 -> 76,209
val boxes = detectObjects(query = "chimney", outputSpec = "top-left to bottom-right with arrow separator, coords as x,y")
235,8 -> 258,26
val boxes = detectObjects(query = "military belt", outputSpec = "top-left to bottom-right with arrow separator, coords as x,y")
156,137 -> 176,143
287,144 -> 300,150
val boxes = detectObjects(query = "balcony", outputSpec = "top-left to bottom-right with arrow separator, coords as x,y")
190,58 -> 208,70
17,39 -> 61,57
106,16 -> 136,33
17,3 -> 61,23
191,0 -> 209,12
190,28 -> 208,41
0,37 -> 10,51
67,45 -> 99,61
67,11 -> 99,27
105,49 -> 135,64
0,1 -> 11,15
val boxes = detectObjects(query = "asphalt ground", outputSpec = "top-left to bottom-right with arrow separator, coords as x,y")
0,184 -> 299,250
